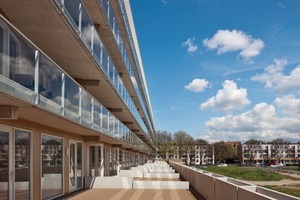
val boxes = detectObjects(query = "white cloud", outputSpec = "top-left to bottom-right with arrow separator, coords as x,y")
274,95 -> 300,117
161,0 -> 167,4
203,29 -> 264,59
185,79 -> 209,92
182,37 -> 198,53
200,80 -> 250,112
251,59 -> 300,93
277,2 -> 285,8
202,101 -> 300,143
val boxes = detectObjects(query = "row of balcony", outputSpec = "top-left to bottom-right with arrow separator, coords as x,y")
98,0 -> 155,136
54,0 -> 152,143
118,0 -> 156,133
0,16 -> 151,153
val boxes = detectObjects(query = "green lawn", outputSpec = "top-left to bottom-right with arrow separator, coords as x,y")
205,165 -> 284,181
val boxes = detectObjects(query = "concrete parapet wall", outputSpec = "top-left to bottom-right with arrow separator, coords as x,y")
256,187 -> 298,200
215,177 -> 238,200
169,161 -> 299,200
238,186 -> 276,200
144,172 -> 180,179
133,180 -> 189,190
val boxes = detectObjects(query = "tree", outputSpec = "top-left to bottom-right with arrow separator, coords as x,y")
156,130 -> 173,159
185,135 -> 195,165
173,131 -> 193,162
195,139 -> 208,166
213,141 -> 236,164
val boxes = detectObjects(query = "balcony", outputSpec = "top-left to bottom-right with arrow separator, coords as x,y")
0,15 -> 152,152
0,0 -> 153,147
79,0 -> 156,140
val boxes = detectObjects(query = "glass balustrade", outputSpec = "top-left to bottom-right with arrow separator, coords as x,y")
0,16 -> 150,152
55,0 -> 151,141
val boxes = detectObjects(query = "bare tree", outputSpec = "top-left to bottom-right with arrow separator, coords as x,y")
156,130 -> 173,159
185,136 -> 195,165
173,131 -> 193,163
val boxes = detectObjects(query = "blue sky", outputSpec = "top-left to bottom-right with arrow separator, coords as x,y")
130,0 -> 300,142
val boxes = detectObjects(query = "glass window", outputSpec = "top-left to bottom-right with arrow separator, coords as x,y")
76,143 -> 83,189
65,76 -> 80,115
0,130 -> 9,199
39,54 -> 63,105
41,135 -> 63,199
15,129 -> 30,200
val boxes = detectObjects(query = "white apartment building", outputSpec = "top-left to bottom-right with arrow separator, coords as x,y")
240,143 -> 300,165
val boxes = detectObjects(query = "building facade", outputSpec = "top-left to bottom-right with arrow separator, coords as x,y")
0,0 -> 156,199
239,143 -> 300,165
165,145 -> 214,165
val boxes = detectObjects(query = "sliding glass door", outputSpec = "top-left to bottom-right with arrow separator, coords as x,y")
69,141 -> 83,191
0,125 -> 30,200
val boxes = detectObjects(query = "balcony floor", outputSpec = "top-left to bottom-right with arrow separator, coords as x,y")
62,188 -> 196,200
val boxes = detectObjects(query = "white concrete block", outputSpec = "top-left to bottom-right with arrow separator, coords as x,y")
143,172 -> 179,179
85,177 -> 133,189
148,168 -> 175,173
119,169 -> 144,178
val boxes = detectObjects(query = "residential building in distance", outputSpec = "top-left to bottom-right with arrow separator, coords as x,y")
0,0 -> 156,199
164,145 -> 214,165
238,142 -> 300,165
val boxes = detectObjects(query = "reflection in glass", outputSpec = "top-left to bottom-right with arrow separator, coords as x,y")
0,26 -> 3,74
102,108 -> 109,131
15,130 -> 30,200
0,131 -> 8,200
69,143 -> 75,188
65,76 -> 79,115
89,146 -> 95,176
81,90 -> 92,122
64,0 -> 80,28
39,54 -> 63,105
41,135 -> 63,199
8,28 -> 35,91
81,6 -> 92,48
93,103 -> 101,128
77,143 -> 82,189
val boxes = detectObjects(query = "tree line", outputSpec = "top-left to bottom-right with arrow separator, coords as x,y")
156,130 -> 237,165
